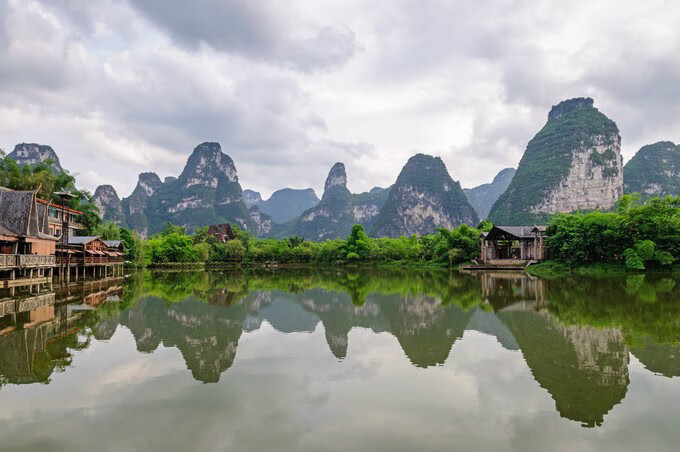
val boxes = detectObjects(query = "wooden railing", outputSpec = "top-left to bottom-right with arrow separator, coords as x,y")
56,256 -> 124,265
17,254 -> 56,268
0,254 -> 15,269
1,254 -> 56,268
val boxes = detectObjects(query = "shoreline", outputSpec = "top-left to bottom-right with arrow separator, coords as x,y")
526,260 -> 680,277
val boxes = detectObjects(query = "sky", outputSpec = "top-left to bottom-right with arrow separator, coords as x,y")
0,0 -> 678,199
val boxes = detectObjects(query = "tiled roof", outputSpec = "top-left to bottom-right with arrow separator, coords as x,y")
486,225 -> 547,240
68,236 -> 100,245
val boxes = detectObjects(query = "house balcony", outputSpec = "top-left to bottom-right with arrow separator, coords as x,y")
17,254 -> 56,268
0,254 -> 56,269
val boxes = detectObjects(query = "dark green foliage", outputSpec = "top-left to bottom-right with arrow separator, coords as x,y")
489,102 -> 620,225
139,220 -> 483,267
624,141 -> 680,197
545,195 -> 680,268
120,228 -> 140,263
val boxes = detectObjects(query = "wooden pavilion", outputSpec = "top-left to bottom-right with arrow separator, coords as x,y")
479,225 -> 547,266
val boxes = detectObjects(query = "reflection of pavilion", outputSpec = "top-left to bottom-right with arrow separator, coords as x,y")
462,270 -> 546,311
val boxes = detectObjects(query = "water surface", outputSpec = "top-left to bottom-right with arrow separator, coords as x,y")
1,269 -> 679,451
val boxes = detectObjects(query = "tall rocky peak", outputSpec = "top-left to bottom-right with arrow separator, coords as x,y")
324,162 -> 348,193
93,185 -> 126,226
489,97 -> 623,225
548,97 -> 594,121
179,142 -> 237,188
291,162 -> 389,240
464,168 -> 516,220
136,172 -> 163,196
372,154 -> 479,237
624,141 -> 680,197
116,141 -> 253,237
8,143 -> 63,171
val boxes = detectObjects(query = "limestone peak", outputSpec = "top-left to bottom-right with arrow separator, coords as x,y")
548,97 -> 594,121
324,162 -> 347,192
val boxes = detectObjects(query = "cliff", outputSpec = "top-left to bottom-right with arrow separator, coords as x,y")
372,154 -> 478,237
489,97 -> 623,225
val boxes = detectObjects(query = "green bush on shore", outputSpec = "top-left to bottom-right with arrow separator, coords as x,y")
545,194 -> 680,270
135,222 -> 484,267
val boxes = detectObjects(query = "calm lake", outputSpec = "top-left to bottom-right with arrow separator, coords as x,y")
1,268 -> 679,451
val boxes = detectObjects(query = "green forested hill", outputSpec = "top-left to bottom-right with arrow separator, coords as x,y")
372,154 -> 478,237
624,141 -> 680,197
488,98 -> 620,225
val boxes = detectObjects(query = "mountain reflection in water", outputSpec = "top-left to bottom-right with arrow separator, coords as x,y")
1,268 -> 679,431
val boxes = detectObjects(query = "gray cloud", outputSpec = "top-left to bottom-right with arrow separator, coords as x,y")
0,0 -> 678,197
127,0 -> 359,72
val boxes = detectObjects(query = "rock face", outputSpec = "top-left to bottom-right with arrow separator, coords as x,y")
464,168 -> 516,220
8,143 -> 63,171
624,141 -> 680,197
291,163 -> 390,240
249,205 -> 272,236
242,189 -> 263,208
372,154 -> 478,237
109,142 -> 253,237
489,97 -> 623,225
92,185 -> 126,226
120,172 -> 163,237
292,163 -> 355,240
244,188 -> 320,224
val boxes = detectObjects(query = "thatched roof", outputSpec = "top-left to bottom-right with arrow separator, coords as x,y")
0,188 -> 54,240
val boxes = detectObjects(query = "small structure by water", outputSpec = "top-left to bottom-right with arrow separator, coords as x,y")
476,225 -> 547,268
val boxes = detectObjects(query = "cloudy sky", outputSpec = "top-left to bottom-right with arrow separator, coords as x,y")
0,0 -> 678,198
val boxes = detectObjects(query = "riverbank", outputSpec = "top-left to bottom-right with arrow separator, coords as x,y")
526,260 -> 680,277
137,259 -> 450,270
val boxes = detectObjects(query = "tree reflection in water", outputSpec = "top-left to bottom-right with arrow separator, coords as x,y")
0,268 -> 679,427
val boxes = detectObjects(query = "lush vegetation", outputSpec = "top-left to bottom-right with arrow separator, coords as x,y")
133,221 -> 486,268
542,194 -> 679,270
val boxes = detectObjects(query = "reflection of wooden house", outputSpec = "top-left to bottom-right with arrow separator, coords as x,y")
0,188 -> 57,286
480,226 -> 547,266
207,223 -> 235,243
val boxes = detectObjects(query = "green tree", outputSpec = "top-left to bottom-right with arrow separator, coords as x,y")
95,222 -> 121,240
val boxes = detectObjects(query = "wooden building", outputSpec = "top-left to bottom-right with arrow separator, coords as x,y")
57,236 -> 125,280
479,225 -> 547,266
207,223 -> 236,243
0,188 -> 57,288
36,198 -> 85,238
